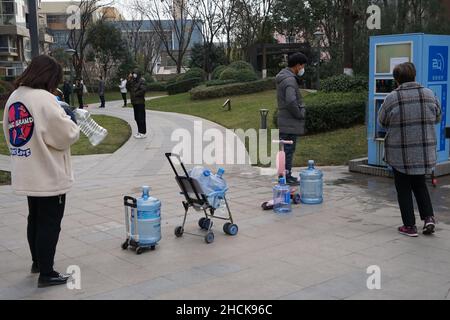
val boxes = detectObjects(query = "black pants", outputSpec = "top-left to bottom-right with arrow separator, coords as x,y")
279,133 -> 298,177
133,103 -> 147,134
121,93 -> 127,106
393,169 -> 434,227
99,95 -> 105,108
27,195 -> 66,275
64,94 -> 71,105
77,94 -> 84,109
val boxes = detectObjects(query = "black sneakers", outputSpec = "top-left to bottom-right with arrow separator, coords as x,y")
286,175 -> 299,186
423,216 -> 436,235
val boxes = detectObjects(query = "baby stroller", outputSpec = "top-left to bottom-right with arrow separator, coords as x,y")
165,153 -> 238,244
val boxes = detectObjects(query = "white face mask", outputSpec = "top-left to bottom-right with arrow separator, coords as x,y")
133,73 -> 138,78
298,68 -> 305,77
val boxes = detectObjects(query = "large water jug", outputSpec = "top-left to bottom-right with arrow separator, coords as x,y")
300,160 -> 323,204
273,177 -> 292,214
189,166 -> 214,195
130,186 -> 161,245
207,168 -> 228,208
73,108 -> 108,146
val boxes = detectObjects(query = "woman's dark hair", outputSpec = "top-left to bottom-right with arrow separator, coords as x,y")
393,62 -> 416,85
288,52 -> 308,67
14,55 -> 63,92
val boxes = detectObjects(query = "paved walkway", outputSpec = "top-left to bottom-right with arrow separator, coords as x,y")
1,98 -> 450,300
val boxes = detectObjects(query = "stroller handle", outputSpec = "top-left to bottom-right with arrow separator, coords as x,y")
165,153 -> 190,178
124,196 -> 137,208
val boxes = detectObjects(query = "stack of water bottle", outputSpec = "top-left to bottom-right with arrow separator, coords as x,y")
189,166 -> 228,209
273,160 -> 323,214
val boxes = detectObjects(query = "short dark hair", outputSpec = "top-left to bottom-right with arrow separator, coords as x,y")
393,62 -> 416,84
288,52 -> 308,68
14,55 -> 63,93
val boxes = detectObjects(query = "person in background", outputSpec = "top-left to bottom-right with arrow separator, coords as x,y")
98,75 -> 105,108
119,77 -> 128,107
62,79 -> 72,105
74,79 -> 84,109
275,52 -> 308,185
379,62 -> 441,237
126,70 -> 147,139
3,55 -> 80,288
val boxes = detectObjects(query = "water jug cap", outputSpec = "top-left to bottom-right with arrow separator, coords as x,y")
279,177 -> 286,185
308,160 -> 315,168
203,170 -> 211,177
217,168 -> 225,176
142,186 -> 150,199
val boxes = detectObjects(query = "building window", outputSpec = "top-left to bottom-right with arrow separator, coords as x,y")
47,15 -> 68,24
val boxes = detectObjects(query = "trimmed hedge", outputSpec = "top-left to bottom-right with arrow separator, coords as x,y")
190,78 -> 275,100
320,74 -> 368,93
219,67 -> 240,81
235,69 -> 258,82
167,78 -> 202,95
229,60 -> 254,71
205,79 -> 237,87
177,67 -> 205,81
147,82 -> 167,92
212,65 -> 227,80
272,91 -> 367,134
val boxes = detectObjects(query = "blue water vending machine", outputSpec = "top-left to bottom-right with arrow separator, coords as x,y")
368,33 -> 450,174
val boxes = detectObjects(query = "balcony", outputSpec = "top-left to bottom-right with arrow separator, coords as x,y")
0,45 -> 18,56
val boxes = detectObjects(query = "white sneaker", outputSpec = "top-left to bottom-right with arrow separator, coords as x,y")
140,133 -> 148,139
133,133 -> 142,139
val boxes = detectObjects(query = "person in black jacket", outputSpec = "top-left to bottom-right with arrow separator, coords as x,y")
73,79 -> 85,109
126,70 -> 147,139
62,80 -> 72,105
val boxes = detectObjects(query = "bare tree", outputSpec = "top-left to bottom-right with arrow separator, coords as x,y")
135,0 -> 199,74
219,0 -> 238,64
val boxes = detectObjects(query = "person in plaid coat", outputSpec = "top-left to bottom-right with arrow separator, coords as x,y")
378,62 -> 441,237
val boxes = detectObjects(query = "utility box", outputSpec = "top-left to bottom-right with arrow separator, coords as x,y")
367,33 -> 450,167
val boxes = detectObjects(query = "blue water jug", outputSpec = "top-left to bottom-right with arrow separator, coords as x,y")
130,186 -> 161,245
300,160 -> 323,204
207,168 -> 228,208
189,166 -> 214,195
273,177 -> 292,214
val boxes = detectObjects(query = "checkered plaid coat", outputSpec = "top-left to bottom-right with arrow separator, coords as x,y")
378,82 -> 442,175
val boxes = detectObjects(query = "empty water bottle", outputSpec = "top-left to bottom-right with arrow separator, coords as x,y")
73,108 -> 108,146
300,160 -> 323,204
207,168 -> 228,208
189,166 -> 214,195
273,177 -> 291,214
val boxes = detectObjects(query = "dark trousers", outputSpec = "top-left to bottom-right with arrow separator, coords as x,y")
133,103 -> 147,134
393,169 -> 434,227
77,94 -> 84,109
64,94 -> 71,105
27,195 -> 66,275
99,95 -> 105,108
121,93 -> 127,106
279,133 -> 298,177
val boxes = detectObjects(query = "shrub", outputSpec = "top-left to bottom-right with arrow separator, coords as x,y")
190,78 -> 276,100
205,79 -> 237,87
167,77 -> 202,95
320,74 -> 368,93
235,69 -> 258,82
177,67 -> 205,81
272,91 -> 367,134
219,67 -> 240,81
147,82 -> 167,92
212,65 -> 227,80
229,60 -> 254,71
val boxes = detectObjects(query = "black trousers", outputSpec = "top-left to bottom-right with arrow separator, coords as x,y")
133,103 -> 147,134
279,133 -> 298,177
27,195 -> 66,275
393,169 -> 434,227
77,94 -> 84,109
121,93 -> 127,106
99,95 -> 105,108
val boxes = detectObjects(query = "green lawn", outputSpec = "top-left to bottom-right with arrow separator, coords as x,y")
148,90 -> 367,166
82,91 -> 167,105
0,114 -> 131,156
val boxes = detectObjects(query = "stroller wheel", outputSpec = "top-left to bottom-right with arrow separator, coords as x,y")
199,217 -> 206,229
136,247 -> 144,255
150,245 -> 156,251
205,232 -> 215,244
202,219 -> 213,230
292,193 -> 301,204
121,240 -> 129,250
223,223 -> 238,236
174,226 -> 184,238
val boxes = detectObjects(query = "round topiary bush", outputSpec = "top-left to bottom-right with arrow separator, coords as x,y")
219,67 -> 240,81
178,67 -> 205,81
320,74 -> 368,93
235,69 -> 258,82
212,65 -> 227,80
229,60 -> 254,71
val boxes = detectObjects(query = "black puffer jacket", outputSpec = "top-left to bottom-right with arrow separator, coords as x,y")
276,68 -> 306,135
127,72 -> 146,105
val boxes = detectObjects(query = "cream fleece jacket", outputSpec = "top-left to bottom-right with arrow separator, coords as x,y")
3,86 -> 80,196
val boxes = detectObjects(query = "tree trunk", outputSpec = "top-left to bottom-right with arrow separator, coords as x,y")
343,0 -> 354,75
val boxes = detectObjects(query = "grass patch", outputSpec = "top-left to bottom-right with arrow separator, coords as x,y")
0,113 -> 131,156
148,90 -> 368,166
0,170 -> 11,185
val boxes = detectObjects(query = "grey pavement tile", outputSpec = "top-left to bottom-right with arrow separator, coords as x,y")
128,277 -> 180,298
